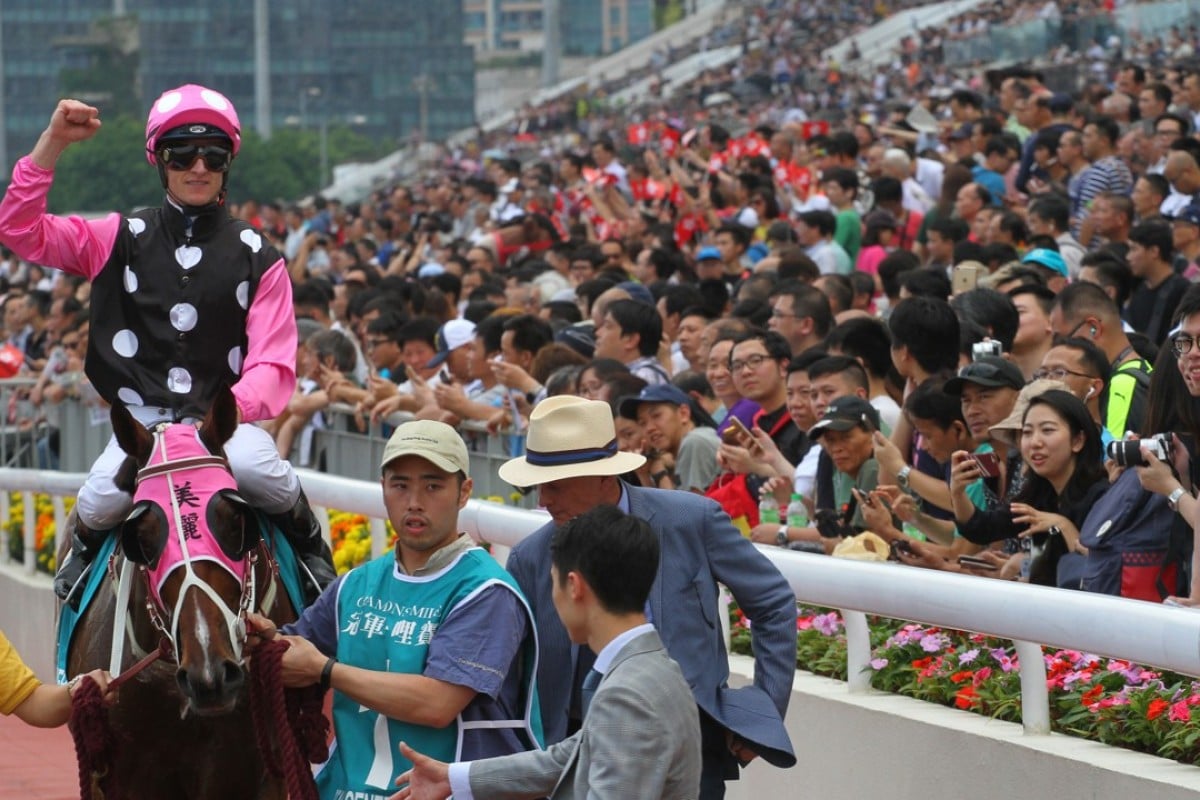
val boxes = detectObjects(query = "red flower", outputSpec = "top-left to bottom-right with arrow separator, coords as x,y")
954,686 -> 978,709
1146,698 -> 1170,720
911,657 -> 933,670
1081,685 -> 1104,706
950,670 -> 973,684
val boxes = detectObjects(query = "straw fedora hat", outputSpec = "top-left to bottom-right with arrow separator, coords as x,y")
498,396 -> 647,487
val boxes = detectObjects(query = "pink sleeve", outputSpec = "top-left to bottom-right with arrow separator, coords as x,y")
0,157 -> 120,279
856,246 -> 884,276
233,259 -> 297,422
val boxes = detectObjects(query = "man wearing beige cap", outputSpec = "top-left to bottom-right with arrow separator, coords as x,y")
498,396 -> 797,800
250,420 -> 542,800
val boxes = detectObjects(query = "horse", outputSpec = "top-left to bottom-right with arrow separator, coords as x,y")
61,388 -> 299,799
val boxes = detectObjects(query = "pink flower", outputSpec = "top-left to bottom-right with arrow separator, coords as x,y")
1169,701 -> 1191,723
919,634 -> 944,653
812,612 -> 842,637
959,648 -> 980,665
870,658 -> 889,670
972,667 -> 992,686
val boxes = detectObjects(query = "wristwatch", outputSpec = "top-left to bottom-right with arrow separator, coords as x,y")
1168,486 -> 1187,511
1047,525 -> 1063,538
896,466 -> 912,491
775,527 -> 790,547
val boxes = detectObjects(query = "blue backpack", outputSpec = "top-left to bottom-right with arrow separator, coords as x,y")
1077,469 -> 1183,602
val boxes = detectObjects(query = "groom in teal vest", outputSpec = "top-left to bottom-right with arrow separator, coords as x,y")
249,420 -> 542,800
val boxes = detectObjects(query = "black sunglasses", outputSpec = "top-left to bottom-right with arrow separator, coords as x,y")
157,144 -> 232,173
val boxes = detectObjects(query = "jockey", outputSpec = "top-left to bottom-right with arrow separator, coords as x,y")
0,85 -> 337,605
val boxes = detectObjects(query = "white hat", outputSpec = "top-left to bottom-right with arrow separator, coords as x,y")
425,319 -> 476,369
380,420 -> 470,476
498,396 -> 646,487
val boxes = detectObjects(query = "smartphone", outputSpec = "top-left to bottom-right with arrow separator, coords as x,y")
957,554 -> 1000,571
721,416 -> 753,446
971,451 -> 1001,478
952,263 -> 985,295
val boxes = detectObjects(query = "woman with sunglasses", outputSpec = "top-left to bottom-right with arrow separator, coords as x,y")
0,85 -> 336,605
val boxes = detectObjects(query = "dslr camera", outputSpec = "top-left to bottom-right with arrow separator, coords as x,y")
972,340 -> 1002,360
1107,434 -> 1173,468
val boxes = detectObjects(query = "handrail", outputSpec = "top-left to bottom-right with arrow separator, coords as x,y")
3,467 -> 1199,737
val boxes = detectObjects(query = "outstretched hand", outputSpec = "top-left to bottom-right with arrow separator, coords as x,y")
390,741 -> 452,800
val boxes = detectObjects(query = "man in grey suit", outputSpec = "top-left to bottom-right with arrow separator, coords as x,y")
496,396 -> 797,799
391,505 -> 701,800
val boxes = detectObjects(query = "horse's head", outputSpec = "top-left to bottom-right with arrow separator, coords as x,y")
113,388 -> 259,715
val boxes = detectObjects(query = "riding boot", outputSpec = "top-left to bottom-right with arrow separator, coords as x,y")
268,490 -> 337,606
54,520 -> 110,610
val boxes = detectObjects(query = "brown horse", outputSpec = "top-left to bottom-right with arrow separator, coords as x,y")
62,388 -> 298,799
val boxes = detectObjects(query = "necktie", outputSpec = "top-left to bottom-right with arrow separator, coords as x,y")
580,668 -> 603,719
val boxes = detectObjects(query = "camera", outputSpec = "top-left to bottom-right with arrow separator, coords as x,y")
1106,434 -> 1173,468
814,508 -> 852,539
972,340 -> 1002,360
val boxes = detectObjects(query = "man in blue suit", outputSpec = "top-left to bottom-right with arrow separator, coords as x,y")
498,396 -> 798,799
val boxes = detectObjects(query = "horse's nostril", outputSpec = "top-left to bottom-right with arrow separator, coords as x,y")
223,661 -> 244,690
175,669 -> 190,696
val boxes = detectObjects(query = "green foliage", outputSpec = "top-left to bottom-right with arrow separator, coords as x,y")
655,0 -> 686,29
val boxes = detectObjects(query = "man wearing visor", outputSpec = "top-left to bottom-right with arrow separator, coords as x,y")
0,85 -> 336,605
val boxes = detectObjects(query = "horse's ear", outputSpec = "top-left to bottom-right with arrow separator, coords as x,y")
111,402 -> 153,464
120,501 -> 166,567
113,455 -> 139,496
198,386 -> 238,455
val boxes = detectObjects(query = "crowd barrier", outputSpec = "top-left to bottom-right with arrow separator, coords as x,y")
3,465 -> 1200,739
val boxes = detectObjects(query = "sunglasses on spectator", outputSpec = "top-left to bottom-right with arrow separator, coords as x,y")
365,337 -> 395,349
157,144 -> 233,172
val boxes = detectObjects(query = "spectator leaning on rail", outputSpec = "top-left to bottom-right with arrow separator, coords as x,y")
0,86 -> 335,606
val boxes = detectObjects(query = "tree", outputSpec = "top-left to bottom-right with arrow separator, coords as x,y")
47,115 -> 161,213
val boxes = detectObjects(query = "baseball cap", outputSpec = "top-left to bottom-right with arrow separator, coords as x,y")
618,384 -> 692,420
944,356 -> 1026,396
948,123 -> 973,141
808,396 -> 882,439
418,262 -> 446,278
1048,92 -> 1074,114
555,325 -> 595,358
380,420 -> 470,476
616,281 -> 656,307
1173,204 -> 1200,226
425,319 -> 476,369
1021,248 -> 1068,277
696,246 -> 722,261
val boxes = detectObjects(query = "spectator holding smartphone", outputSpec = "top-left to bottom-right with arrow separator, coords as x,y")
949,390 -> 1108,587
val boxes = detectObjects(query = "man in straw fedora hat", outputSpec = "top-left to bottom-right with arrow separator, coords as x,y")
498,395 -> 797,799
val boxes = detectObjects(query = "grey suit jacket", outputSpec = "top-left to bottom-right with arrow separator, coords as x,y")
468,630 -> 701,800
505,484 -> 797,770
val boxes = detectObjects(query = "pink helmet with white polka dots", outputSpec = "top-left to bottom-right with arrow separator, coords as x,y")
144,84 -> 242,167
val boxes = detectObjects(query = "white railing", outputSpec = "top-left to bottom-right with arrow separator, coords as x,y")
4,467 -> 1200,737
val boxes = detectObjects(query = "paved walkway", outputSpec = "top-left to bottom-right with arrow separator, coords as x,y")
0,710 -> 79,798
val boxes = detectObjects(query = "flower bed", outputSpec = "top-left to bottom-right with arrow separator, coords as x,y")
328,509 -> 395,575
729,605 -> 1200,765
4,492 -> 70,575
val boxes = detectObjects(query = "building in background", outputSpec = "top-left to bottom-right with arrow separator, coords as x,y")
465,0 -> 654,55
0,1 -> 474,173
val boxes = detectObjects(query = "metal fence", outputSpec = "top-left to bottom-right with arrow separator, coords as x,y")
11,388 -> 538,511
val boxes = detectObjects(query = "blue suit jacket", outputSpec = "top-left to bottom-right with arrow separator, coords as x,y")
506,484 -> 797,770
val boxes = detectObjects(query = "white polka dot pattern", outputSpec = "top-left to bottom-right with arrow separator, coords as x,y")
167,368 -> 193,394
175,245 -> 202,270
228,347 -> 243,375
240,229 -> 262,253
123,266 -> 138,293
127,218 -> 146,236
155,92 -> 183,113
236,281 -> 249,310
199,89 -> 229,110
169,303 -> 198,332
112,329 -> 139,358
117,387 -> 144,406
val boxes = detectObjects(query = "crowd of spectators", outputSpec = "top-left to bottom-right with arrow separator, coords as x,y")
7,0 -> 1200,603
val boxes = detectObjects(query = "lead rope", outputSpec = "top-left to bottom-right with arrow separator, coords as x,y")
248,631 -> 328,800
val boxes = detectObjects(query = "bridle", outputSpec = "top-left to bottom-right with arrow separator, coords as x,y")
109,424 -> 272,678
